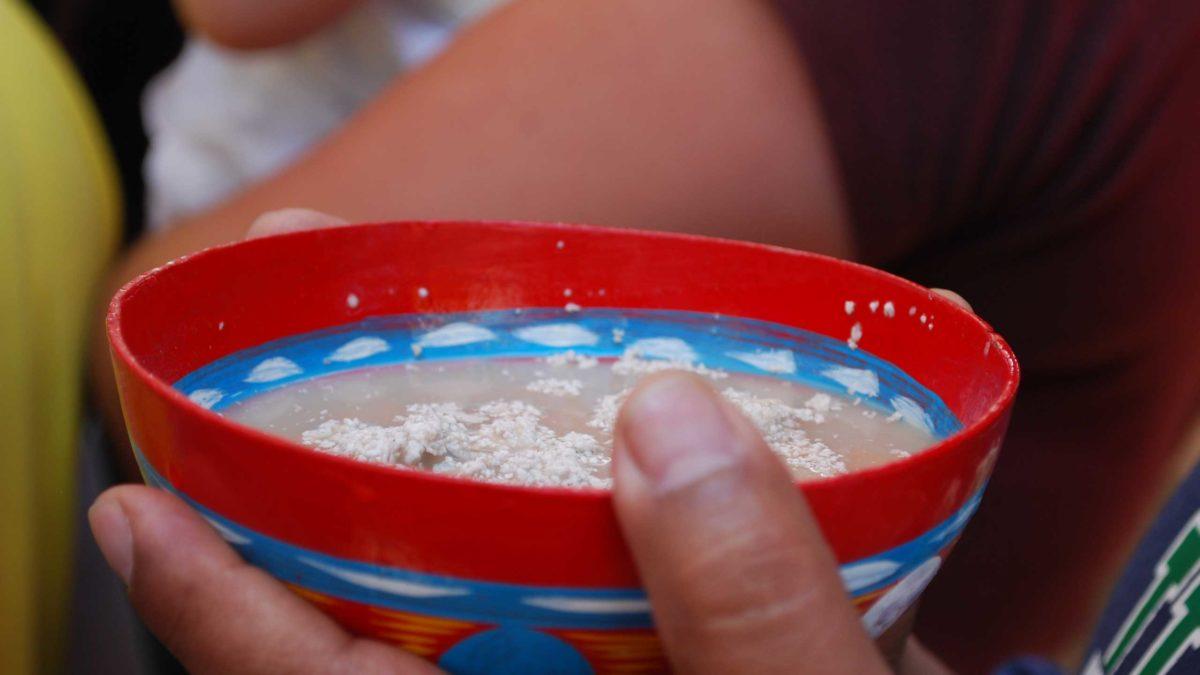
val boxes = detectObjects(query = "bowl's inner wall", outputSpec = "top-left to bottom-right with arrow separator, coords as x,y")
115,222 -> 1014,430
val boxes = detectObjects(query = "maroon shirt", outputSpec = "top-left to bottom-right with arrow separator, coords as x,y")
773,1 -> 1200,669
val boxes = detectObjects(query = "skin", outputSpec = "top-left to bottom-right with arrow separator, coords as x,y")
172,0 -> 363,50
90,0 -> 851,479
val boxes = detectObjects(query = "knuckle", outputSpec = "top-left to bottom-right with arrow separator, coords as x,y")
130,555 -> 246,658
657,467 -> 829,641
135,573 -> 210,653
674,522 -> 818,638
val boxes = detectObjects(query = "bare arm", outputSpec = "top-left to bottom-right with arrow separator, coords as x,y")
95,0 -> 851,476
173,0 -> 363,49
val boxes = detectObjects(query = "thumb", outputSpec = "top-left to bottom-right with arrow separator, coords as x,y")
89,485 -> 438,674
612,373 -> 888,674
244,208 -> 348,239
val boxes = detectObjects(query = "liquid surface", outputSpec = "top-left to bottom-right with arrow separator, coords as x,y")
178,309 -> 960,488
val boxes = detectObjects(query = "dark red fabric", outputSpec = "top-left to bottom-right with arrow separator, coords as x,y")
773,1 -> 1200,670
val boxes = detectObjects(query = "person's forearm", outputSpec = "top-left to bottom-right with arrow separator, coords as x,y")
94,0 -> 852,478
173,0 -> 363,49
115,0 -> 852,303
181,0 -> 849,242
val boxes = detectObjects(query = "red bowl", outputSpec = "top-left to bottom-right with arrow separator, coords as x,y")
108,221 -> 1018,673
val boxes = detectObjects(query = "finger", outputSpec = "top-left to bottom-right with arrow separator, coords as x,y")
898,638 -> 954,675
931,288 -> 973,313
611,373 -> 888,674
245,208 -> 348,240
89,486 -> 439,675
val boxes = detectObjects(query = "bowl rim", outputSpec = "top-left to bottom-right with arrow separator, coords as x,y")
107,219 -> 1021,502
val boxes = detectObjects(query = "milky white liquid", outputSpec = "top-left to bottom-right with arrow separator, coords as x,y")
225,351 -> 939,488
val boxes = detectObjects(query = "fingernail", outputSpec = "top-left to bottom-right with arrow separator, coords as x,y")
616,374 -> 741,491
89,496 -> 133,585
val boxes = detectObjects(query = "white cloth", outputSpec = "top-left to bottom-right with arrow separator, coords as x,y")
143,0 -> 503,229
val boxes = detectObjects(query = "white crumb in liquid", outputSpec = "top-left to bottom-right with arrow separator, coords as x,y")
545,350 -> 599,369
556,240 -> 565,250
526,378 -> 584,397
720,389 -> 847,477
563,288 -> 573,298
610,350 -> 727,380
218,321 -> 225,331
919,314 -> 927,324
565,302 -> 582,313
418,287 -> 429,299
346,293 -> 360,309
869,300 -> 880,313
297,356 -> 870,486
302,418 -> 407,463
844,300 -> 856,315
275,330 -> 942,489
883,301 -> 895,318
303,402 -> 609,488
805,393 -> 840,414
909,306 -> 917,316
587,386 -> 848,479
848,322 -> 863,350
588,389 -> 631,434
598,288 -> 606,297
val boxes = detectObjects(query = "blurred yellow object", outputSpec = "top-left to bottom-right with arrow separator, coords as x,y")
0,1 -> 122,673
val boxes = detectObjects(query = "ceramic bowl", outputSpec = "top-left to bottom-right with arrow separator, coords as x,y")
108,221 -> 1018,674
